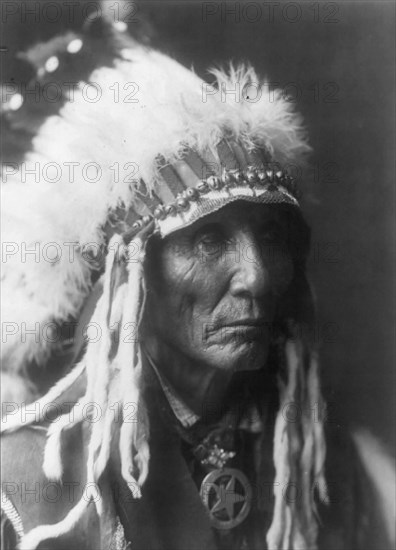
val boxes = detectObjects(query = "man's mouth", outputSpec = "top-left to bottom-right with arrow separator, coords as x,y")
206,317 -> 272,333
220,318 -> 270,328
203,318 -> 273,345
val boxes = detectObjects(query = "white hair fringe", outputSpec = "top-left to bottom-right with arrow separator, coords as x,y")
17,233 -> 150,549
266,331 -> 327,550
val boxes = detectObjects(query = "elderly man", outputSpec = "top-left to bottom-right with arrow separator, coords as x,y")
1,44 -> 394,550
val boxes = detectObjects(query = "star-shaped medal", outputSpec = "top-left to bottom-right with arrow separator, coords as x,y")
200,468 -> 252,530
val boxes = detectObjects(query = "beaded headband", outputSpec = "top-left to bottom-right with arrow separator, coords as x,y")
119,138 -> 299,239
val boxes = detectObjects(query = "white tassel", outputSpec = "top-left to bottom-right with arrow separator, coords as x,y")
267,337 -> 302,550
43,395 -> 89,481
0,360 -> 86,434
116,237 -> 150,495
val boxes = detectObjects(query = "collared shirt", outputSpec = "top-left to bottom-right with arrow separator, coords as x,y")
146,354 -> 200,428
145,351 -> 264,433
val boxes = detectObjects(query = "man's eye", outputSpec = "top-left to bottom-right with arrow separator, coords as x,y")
194,227 -> 226,255
199,232 -> 224,246
261,230 -> 278,243
260,227 -> 286,244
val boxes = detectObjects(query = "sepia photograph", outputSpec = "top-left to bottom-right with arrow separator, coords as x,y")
1,1 -> 395,548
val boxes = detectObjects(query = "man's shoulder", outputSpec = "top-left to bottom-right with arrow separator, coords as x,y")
351,428 -> 395,548
319,422 -> 395,549
1,423 -> 100,549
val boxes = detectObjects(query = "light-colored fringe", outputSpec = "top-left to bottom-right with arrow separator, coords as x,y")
43,394 -> 90,480
266,334 -> 327,550
18,495 -> 90,550
19,234 -> 150,550
0,360 -> 86,434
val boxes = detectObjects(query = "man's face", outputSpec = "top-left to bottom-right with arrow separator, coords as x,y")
144,202 -> 296,372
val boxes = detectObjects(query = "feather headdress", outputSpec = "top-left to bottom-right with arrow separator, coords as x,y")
1,44 -> 326,550
1,46 -> 310,377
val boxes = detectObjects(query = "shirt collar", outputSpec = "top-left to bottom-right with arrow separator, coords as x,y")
145,353 -> 200,429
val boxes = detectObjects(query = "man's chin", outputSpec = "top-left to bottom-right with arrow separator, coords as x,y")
201,340 -> 269,371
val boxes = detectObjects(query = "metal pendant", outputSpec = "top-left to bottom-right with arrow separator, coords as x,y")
199,468 -> 252,530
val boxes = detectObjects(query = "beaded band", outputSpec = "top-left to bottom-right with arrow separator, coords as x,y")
1,489 -> 24,540
131,166 -> 298,233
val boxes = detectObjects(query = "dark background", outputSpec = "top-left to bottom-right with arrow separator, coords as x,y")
2,0 -> 395,450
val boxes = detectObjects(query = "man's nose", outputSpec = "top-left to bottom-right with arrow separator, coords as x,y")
229,235 -> 271,299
